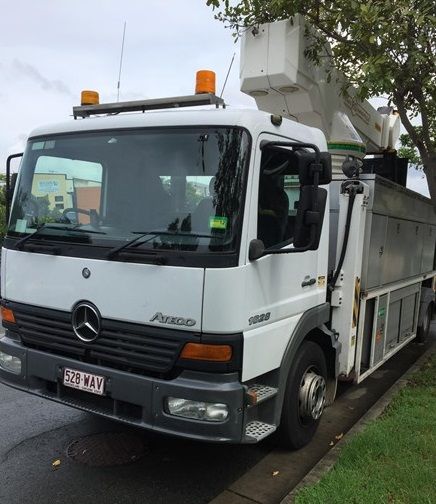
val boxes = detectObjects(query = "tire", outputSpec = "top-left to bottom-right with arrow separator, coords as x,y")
417,303 -> 433,343
279,341 -> 328,450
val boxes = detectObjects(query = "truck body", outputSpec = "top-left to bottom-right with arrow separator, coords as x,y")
0,18 -> 435,447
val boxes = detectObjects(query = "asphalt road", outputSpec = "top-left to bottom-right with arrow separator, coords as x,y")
0,323 -> 434,504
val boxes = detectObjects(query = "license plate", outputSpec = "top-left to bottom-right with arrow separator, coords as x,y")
63,368 -> 106,396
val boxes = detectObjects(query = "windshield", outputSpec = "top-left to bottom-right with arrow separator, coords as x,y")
8,127 -> 250,264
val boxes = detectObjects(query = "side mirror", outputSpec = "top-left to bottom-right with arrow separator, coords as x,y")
250,187 -> 327,259
296,151 -> 332,186
260,140 -> 332,186
249,239 -> 265,261
294,186 -> 327,249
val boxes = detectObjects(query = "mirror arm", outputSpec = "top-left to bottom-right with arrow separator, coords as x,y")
6,153 -> 23,222
259,140 -> 321,164
260,226 -> 318,256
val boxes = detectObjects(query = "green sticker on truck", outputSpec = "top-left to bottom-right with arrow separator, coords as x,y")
209,216 -> 228,230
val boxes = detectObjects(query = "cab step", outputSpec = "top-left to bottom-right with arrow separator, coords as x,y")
246,384 -> 278,406
245,421 -> 277,442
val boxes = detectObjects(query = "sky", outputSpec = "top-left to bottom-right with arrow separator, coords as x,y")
0,0 -> 429,196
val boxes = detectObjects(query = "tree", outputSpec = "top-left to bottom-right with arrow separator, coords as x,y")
207,0 -> 436,206
398,132 -> 424,170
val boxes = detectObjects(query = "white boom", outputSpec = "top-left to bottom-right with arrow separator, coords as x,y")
240,16 -> 401,170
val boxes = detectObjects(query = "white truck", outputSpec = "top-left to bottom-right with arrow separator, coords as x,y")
1,17 -> 435,448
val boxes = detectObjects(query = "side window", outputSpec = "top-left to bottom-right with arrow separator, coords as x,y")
257,148 -> 299,249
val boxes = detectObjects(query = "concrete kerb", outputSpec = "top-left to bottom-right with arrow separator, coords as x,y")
280,341 -> 436,504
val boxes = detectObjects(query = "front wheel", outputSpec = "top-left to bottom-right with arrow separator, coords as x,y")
279,341 -> 328,449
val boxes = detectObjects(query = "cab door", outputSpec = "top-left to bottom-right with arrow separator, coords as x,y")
241,133 -> 329,381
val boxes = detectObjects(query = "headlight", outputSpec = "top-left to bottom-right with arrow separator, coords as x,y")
0,351 -> 22,374
166,397 -> 229,422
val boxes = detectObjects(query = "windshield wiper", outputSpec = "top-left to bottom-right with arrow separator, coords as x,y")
131,230 -> 216,238
113,249 -> 168,265
107,229 -> 218,260
15,224 -> 106,250
107,228 -> 223,260
106,231 -> 162,259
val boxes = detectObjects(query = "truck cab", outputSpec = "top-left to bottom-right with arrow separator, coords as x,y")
0,103 -> 334,446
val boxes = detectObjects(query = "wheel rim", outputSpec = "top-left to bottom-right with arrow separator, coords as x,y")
298,366 -> 326,422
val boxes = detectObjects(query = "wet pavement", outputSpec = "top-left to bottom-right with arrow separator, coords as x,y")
0,323 -> 434,504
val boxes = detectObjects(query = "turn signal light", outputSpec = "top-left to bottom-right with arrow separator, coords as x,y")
1,307 -> 16,324
195,70 -> 216,95
180,343 -> 232,362
81,90 -> 100,106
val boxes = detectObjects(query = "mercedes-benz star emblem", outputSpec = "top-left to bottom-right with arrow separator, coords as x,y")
72,302 -> 101,342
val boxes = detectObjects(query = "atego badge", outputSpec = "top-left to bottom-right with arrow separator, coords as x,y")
150,312 -> 196,327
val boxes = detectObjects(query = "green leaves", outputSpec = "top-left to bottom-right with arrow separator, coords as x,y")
206,0 -> 436,203
398,133 -> 424,169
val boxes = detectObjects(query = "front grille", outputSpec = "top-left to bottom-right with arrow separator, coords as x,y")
10,302 -> 197,376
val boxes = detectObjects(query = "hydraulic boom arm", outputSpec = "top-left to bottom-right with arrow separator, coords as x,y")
240,16 -> 400,167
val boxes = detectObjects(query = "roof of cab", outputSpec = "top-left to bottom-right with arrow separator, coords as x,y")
28,107 -> 327,150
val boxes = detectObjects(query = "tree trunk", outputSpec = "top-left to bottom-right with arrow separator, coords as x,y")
392,95 -> 436,211
422,154 -> 436,212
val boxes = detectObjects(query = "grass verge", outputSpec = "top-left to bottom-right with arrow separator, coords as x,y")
295,352 -> 436,504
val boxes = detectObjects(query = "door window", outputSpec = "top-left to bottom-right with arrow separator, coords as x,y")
257,148 -> 299,249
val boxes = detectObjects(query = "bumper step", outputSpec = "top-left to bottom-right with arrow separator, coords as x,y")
247,384 -> 278,406
245,421 -> 276,442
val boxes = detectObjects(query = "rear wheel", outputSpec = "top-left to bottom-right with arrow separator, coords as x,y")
417,303 -> 433,343
279,341 -> 327,449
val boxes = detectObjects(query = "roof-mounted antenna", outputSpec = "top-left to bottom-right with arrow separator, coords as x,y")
116,21 -> 127,102
220,52 -> 236,99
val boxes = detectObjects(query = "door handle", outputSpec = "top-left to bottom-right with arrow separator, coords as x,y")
301,278 -> 316,287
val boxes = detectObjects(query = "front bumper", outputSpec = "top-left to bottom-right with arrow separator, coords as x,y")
0,333 -> 245,443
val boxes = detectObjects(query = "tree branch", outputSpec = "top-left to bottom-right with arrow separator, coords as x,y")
303,11 -> 357,46
415,88 -> 433,151
394,92 -> 427,157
